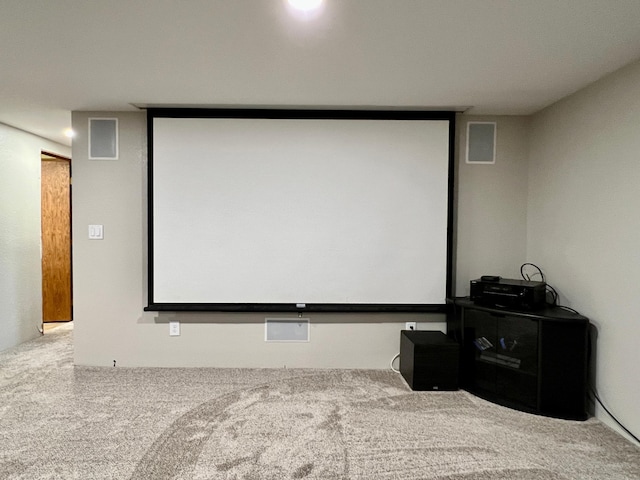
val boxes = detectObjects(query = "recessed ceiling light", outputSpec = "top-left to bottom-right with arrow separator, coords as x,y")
287,0 -> 323,12
64,128 -> 75,138
285,0 -> 324,19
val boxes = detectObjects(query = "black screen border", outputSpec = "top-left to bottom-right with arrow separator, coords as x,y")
145,108 -> 456,313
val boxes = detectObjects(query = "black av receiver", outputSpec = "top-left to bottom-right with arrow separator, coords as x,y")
470,276 -> 546,310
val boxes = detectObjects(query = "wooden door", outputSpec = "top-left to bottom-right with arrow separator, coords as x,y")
41,154 -> 72,322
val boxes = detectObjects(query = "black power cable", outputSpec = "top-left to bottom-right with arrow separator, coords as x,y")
589,387 -> 640,445
520,262 -> 558,307
520,262 -> 545,282
519,263 -> 575,309
545,284 -> 559,306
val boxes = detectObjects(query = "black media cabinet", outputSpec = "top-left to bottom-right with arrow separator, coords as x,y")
449,298 -> 589,420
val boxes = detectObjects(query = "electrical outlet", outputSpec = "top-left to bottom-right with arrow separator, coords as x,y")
405,322 -> 416,331
169,321 -> 180,336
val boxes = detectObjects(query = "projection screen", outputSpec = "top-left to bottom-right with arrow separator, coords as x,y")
147,109 -> 454,312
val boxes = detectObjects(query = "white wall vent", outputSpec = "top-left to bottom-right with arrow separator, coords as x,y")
265,318 -> 310,342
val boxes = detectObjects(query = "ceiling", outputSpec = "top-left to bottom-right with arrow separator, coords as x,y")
2,0 -> 640,147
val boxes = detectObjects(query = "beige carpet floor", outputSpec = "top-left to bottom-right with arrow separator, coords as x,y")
0,323 -> 639,479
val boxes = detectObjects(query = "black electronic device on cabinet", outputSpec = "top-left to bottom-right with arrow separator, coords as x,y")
470,277 -> 546,310
448,298 -> 589,420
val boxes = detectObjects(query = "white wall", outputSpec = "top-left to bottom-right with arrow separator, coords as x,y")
71,111 -> 531,368
0,123 -> 71,352
528,59 -> 640,441
71,112 -> 450,368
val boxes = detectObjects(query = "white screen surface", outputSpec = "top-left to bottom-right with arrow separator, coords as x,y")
150,113 -> 451,308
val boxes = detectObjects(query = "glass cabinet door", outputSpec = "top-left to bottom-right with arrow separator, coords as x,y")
495,316 -> 538,408
463,309 -> 539,409
463,310 -> 498,395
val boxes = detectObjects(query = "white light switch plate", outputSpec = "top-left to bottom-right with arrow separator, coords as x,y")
88,224 -> 104,240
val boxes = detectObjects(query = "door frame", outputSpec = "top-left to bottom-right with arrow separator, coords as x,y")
41,150 -> 73,328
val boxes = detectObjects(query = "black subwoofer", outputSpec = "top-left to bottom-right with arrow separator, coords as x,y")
400,331 -> 459,391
